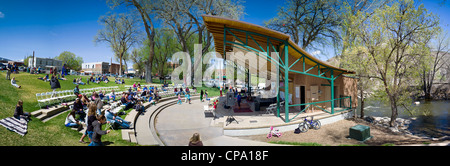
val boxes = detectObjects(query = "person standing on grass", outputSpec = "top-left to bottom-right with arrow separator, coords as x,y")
94,93 -> 103,115
89,115 -> 110,146
6,64 -> 11,80
50,75 -> 61,98
79,102 -> 96,144
11,77 -> 21,88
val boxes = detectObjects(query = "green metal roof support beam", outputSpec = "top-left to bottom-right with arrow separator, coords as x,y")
268,39 -> 284,66
226,28 -> 246,47
333,71 -> 345,80
288,69 -> 333,80
224,42 -> 285,70
331,69 -> 334,114
223,26 -> 227,89
319,68 -> 331,77
284,41 -> 290,123
276,45 -> 281,118
305,64 -> 319,74
289,56 -> 303,69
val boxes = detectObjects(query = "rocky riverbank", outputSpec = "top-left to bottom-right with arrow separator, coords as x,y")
363,116 -> 449,141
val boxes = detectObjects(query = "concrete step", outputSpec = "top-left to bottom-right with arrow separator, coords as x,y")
121,129 -> 132,142
30,110 -> 42,117
129,132 -> 137,143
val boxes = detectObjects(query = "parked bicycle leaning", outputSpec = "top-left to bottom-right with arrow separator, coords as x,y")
296,116 -> 321,133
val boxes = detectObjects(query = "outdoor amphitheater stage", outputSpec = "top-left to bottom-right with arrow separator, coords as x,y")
208,96 -> 355,136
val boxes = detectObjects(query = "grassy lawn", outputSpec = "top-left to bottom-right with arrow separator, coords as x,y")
0,71 -> 221,146
0,72 -> 152,146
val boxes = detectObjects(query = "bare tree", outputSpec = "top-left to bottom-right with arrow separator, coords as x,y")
155,0 -> 245,86
94,13 -> 141,75
264,0 -> 341,53
421,31 -> 450,99
107,0 -> 157,83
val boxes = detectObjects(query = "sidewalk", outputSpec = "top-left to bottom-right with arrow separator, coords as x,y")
153,99 -> 283,146
203,135 -> 286,146
400,141 -> 450,146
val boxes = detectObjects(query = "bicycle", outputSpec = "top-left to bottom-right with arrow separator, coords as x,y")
297,116 -> 321,133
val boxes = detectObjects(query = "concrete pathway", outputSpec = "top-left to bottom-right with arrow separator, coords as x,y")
401,141 -> 450,146
135,98 -> 174,145
153,99 -> 279,146
203,135 -> 285,146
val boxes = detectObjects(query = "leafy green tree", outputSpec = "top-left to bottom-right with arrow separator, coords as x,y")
348,0 -> 440,126
23,55 -> 33,67
55,51 -> 83,71
338,0 -> 390,118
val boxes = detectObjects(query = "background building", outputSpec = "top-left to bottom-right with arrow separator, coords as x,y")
82,62 -> 122,75
81,62 -> 109,75
28,57 -> 63,72
109,63 -> 120,75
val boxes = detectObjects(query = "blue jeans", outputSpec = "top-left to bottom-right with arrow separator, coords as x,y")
65,123 -> 78,127
88,141 -> 104,146
87,131 -> 93,140
177,99 -> 182,104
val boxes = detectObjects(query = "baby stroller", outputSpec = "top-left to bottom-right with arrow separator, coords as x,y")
267,126 -> 282,138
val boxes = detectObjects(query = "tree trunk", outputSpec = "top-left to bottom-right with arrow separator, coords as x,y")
131,0 -> 155,83
360,98 -> 365,119
359,83 -> 365,118
389,95 -> 398,127
145,42 -> 154,83
119,53 -> 123,75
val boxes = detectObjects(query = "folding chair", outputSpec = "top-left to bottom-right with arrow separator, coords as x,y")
36,93 -> 45,108
265,103 -> 277,114
106,120 -> 118,130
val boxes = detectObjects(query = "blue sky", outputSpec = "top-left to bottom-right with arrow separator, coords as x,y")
0,0 -> 449,64
0,0 -> 125,63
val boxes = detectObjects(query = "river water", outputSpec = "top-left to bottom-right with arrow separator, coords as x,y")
357,99 -> 450,138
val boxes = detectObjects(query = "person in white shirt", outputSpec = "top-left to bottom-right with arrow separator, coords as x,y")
65,110 -> 82,131
11,77 -> 21,88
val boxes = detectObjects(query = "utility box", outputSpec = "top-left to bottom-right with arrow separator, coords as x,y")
349,125 -> 372,141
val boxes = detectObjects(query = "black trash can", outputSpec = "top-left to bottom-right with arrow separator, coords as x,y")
254,101 -> 260,111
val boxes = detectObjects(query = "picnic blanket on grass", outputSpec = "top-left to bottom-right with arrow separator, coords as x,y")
0,117 -> 28,136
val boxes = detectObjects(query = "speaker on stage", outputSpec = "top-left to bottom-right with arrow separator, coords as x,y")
226,92 -> 235,107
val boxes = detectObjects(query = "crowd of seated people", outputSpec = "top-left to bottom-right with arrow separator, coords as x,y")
114,77 -> 125,84
88,75 -> 109,84
62,82 -> 184,145
73,77 -> 86,85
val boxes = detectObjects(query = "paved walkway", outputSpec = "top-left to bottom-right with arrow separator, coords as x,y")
153,99 -> 277,146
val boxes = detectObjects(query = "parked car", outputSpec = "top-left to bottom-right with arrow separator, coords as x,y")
205,79 -> 215,87
0,63 -> 6,70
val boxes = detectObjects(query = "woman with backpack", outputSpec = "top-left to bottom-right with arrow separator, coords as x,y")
50,75 -> 61,98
